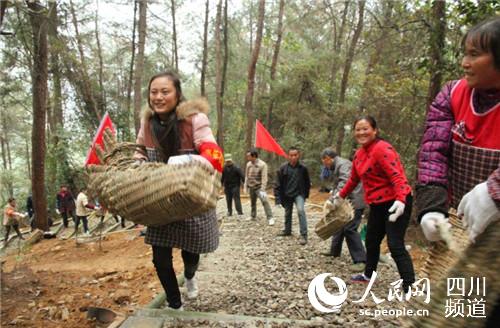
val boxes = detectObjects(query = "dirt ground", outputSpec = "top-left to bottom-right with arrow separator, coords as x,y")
1,230 -> 183,327
1,188 -> 428,327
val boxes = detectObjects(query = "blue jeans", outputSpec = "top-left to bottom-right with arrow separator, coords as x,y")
283,195 -> 308,238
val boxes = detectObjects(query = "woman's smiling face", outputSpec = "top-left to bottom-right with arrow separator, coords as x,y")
354,119 -> 377,146
149,77 -> 178,115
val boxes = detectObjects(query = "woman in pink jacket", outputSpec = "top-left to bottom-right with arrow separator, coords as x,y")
135,71 -> 224,310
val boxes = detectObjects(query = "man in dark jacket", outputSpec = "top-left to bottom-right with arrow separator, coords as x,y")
221,154 -> 245,217
274,147 -> 311,245
56,185 -> 76,228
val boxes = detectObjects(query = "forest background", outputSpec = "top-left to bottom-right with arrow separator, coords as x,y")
0,0 -> 499,231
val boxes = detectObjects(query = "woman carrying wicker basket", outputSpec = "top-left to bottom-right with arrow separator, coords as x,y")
334,116 -> 415,293
134,71 -> 224,310
416,17 -> 500,327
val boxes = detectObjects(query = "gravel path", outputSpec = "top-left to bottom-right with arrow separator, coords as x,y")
165,197 -> 409,327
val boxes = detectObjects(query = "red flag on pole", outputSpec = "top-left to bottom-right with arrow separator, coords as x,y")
255,119 -> 287,158
84,112 -> 116,166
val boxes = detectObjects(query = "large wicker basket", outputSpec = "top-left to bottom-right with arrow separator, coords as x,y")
314,199 -> 354,240
404,214 -> 500,328
86,131 -> 221,226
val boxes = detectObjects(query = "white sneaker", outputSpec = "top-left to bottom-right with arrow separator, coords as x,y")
84,231 -> 91,237
186,277 -> 199,299
268,218 -> 275,226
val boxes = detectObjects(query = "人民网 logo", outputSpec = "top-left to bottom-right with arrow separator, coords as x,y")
307,273 -> 348,313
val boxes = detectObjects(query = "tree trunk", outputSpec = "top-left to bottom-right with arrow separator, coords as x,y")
95,0 -> 106,112
28,0 -> 49,231
244,0 -> 265,151
170,0 -> 178,71
125,0 -> 138,140
220,0 -> 229,132
48,1 -> 64,210
215,0 -> 223,148
68,0 -> 100,121
427,0 -> 446,109
200,0 -> 209,97
335,0 -> 365,156
358,0 -> 393,112
266,0 -> 285,131
327,1 -> 349,109
134,0 -> 147,135
25,138 -> 31,180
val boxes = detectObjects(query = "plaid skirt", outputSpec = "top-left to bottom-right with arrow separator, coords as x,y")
144,209 -> 219,254
450,140 -> 500,208
143,147 -> 219,254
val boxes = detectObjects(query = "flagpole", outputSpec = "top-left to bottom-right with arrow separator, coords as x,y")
253,119 -> 257,148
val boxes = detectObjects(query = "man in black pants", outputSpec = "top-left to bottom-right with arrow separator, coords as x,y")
320,148 -> 367,272
56,185 -> 76,228
221,154 -> 244,218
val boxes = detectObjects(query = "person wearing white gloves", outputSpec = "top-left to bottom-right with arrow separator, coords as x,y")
243,149 -> 275,225
133,71 -> 224,310
3,197 -> 26,241
337,116 -> 415,293
416,17 -> 500,326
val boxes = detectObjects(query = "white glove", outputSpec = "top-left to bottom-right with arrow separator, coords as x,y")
388,200 -> 405,222
330,192 -> 343,208
55,209 -> 60,215
258,190 -> 268,201
168,154 -> 212,170
324,200 -> 335,211
458,182 -> 500,243
420,212 -> 449,241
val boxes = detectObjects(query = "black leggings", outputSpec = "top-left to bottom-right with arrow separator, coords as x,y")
152,246 -> 200,309
365,194 -> 415,290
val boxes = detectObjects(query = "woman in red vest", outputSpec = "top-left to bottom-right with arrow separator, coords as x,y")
416,17 -> 500,326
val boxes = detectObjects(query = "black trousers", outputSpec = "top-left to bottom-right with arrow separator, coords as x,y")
75,215 -> 89,233
152,246 -> 200,309
365,194 -> 415,289
331,208 -> 366,263
61,210 -> 75,228
224,185 -> 243,215
4,224 -> 23,240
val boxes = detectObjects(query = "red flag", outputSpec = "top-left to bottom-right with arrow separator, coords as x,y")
255,119 -> 287,157
84,112 -> 116,166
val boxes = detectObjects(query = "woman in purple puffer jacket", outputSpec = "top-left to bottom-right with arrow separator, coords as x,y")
416,16 -> 500,327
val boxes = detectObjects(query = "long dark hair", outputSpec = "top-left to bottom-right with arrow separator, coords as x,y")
462,16 -> 500,69
147,71 -> 185,110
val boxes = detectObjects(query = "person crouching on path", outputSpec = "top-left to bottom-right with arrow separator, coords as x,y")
3,198 -> 26,242
244,149 -> 275,225
134,71 -> 223,310
274,146 -> 311,245
335,116 -> 415,292
75,187 -> 98,236
221,153 -> 244,218
320,147 -> 367,272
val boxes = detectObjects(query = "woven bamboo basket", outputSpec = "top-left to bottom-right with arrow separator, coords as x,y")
420,212 -> 470,282
314,198 -> 354,240
404,218 -> 500,328
86,130 -> 221,226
